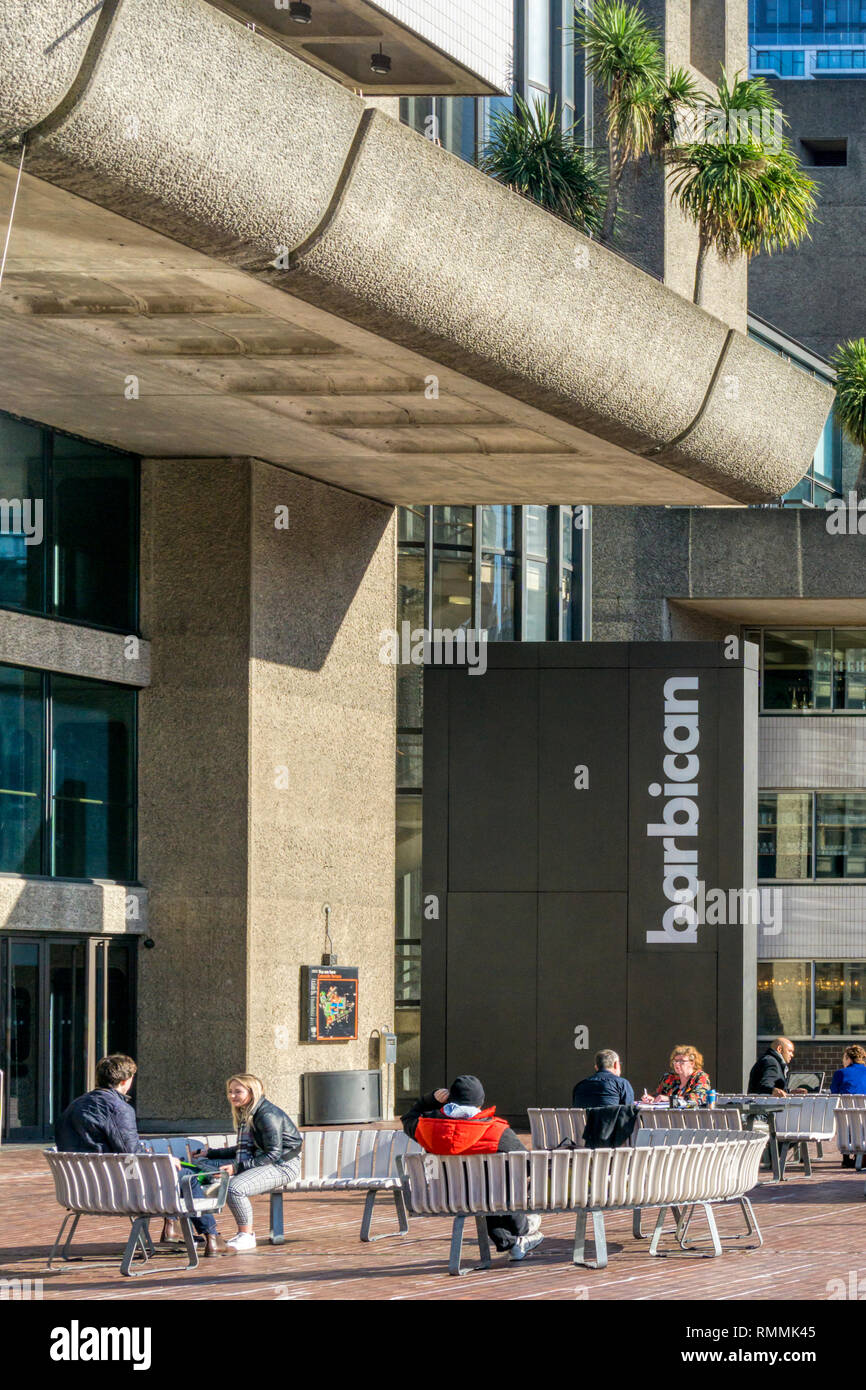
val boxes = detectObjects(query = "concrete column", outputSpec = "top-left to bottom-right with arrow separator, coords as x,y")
137,458 -> 395,1126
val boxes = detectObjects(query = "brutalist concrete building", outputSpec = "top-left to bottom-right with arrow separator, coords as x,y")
0,0 -> 833,1137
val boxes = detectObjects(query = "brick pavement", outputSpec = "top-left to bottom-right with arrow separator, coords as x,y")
1,1141 -> 864,1301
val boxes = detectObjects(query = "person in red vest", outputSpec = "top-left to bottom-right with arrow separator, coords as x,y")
401,1074 -> 543,1261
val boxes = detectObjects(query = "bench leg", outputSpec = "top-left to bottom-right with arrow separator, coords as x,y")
474,1216 -> 493,1270
648,1206 -> 668,1257
801,1142 -> 813,1177
449,1215 -> 467,1276
270,1191 -> 285,1246
573,1209 -> 607,1269
856,1153 -> 864,1172
360,1186 -> 411,1243
740,1196 -> 763,1249
777,1141 -> 790,1181
816,1141 -> 825,1160
47,1212 -> 80,1269
633,1207 -> 646,1240
120,1218 -> 152,1277
701,1203 -> 722,1258
137,1219 -> 155,1258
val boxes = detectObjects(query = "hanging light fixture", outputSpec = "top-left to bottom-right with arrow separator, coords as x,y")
289,1 -> 312,22
370,42 -> 392,75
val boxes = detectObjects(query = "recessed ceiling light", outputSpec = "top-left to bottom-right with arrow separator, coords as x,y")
370,43 -> 392,75
289,2 -> 312,23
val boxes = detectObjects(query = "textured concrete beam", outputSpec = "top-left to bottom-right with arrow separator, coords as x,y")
0,0 -> 834,504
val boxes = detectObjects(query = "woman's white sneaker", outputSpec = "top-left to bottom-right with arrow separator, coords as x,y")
509,1232 -> 543,1262
226,1232 -> 257,1252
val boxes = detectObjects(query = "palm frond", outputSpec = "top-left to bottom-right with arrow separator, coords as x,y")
831,340 -> 866,452
479,95 -> 608,233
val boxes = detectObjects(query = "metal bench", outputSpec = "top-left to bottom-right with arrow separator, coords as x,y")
637,1108 -> 743,1132
835,1105 -> 866,1169
268,1129 -> 423,1244
399,1132 -> 766,1274
773,1096 -> 838,1178
44,1150 -> 229,1277
528,1107 -> 588,1149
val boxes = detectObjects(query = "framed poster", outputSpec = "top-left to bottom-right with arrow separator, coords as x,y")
302,966 -> 359,1042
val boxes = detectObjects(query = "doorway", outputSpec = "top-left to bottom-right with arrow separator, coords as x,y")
1,934 -> 136,1141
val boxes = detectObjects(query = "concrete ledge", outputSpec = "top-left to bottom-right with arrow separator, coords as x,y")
0,0 -> 835,504
0,609 -> 150,685
0,876 -> 146,933
0,0 -> 102,135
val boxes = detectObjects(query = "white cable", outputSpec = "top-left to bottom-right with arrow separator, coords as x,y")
0,139 -> 26,291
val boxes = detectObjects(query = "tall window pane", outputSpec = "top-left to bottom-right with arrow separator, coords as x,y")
762,630 -> 832,710
757,960 -> 811,1035
397,549 -> 424,731
433,506 -> 473,548
527,0 -> 551,87
525,558 -> 548,639
834,630 -> 866,710
525,504 -> 548,557
0,416 -> 45,614
814,961 -> 866,1034
51,676 -> 135,880
480,553 -> 516,639
816,792 -> 866,877
432,550 -> 473,630
758,791 -> 812,878
0,665 -> 43,873
52,436 -> 137,631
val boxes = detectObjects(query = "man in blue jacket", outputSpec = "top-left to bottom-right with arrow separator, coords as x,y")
572,1049 -> 635,1108
55,1054 -> 229,1257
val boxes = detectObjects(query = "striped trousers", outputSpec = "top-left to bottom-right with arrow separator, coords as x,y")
199,1156 -> 301,1229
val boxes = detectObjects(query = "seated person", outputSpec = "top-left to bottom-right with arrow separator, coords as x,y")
54,1053 -> 229,1257
830,1044 -> 866,1096
401,1074 -> 543,1262
572,1049 -> 635,1108
190,1073 -> 303,1252
748,1036 -> 806,1097
641,1044 -> 711,1106
831,1046 -> 866,1166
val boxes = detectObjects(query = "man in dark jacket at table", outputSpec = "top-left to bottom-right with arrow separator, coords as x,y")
402,1074 -> 543,1261
748,1037 -> 799,1096
572,1049 -> 636,1108
55,1053 -> 229,1257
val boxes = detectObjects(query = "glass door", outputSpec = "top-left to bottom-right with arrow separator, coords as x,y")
1,933 -> 134,1140
5,939 -> 42,1140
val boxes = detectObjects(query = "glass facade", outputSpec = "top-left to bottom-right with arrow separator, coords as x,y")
745,628 -> 866,712
0,410 -> 138,632
399,1 -> 591,163
759,790 -> 866,879
394,503 -> 587,1105
0,665 -> 136,882
750,0 -> 866,75
759,960 -> 866,1037
748,328 -> 842,505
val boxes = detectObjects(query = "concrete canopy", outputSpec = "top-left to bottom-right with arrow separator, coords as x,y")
0,0 -> 834,505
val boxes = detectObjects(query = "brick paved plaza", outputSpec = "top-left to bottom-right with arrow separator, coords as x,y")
2,1138 -> 864,1303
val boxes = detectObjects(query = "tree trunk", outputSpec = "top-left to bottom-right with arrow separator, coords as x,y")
693,230 -> 711,305
602,130 -> 619,244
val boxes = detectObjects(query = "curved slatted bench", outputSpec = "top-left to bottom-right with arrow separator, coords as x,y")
44,1150 -> 229,1277
835,1106 -> 866,1170
773,1096 -> 839,1178
399,1133 -> 766,1275
637,1109 -> 743,1131
269,1129 -> 424,1244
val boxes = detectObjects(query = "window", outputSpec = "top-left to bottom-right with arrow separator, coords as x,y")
759,790 -> 866,879
801,137 -> 848,164
759,960 -> 866,1037
0,665 -> 136,881
481,505 -> 518,641
0,410 -> 138,632
745,628 -> 866,711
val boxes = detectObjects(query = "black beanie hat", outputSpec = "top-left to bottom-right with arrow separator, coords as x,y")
448,1074 -> 485,1107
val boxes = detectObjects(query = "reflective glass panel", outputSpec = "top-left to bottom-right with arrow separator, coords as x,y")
432,549 -> 473,631
816,792 -> 866,877
52,435 -> 137,631
524,558 -> 548,639
834,630 -> 866,710
762,630 -> 832,710
397,550 -> 424,730
0,416 -> 45,614
9,941 -> 41,1132
50,676 -> 135,880
815,961 -> 866,1034
757,960 -> 811,1036
480,553 -> 516,640
758,791 -> 813,878
0,665 -> 43,873
525,505 -> 548,557
481,505 -> 516,552
527,0 -> 551,86
432,507 -> 473,548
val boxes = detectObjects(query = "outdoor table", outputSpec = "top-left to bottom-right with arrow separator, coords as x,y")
717,1098 -> 802,1181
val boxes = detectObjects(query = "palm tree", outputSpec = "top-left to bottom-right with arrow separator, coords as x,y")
666,71 -> 817,305
831,339 -> 866,492
574,0 -> 702,243
479,95 -> 608,234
